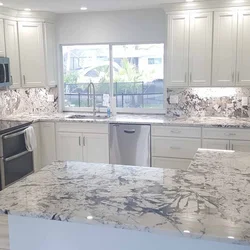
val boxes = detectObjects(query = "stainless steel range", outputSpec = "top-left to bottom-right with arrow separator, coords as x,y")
0,120 -> 34,190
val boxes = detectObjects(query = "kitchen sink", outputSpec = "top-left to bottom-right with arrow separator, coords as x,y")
67,114 -> 110,119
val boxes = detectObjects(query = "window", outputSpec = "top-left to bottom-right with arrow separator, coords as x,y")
62,43 -> 164,112
63,45 -> 110,109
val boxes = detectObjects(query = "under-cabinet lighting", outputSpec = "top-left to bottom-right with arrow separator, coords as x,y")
80,7 -> 87,10
183,230 -> 190,234
0,3 -> 3,6
228,236 -> 235,239
87,215 -> 93,220
186,0 -> 194,2
24,8 -> 31,11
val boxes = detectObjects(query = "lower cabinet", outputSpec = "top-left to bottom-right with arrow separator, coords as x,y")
40,122 -> 56,167
152,157 -> 191,170
202,139 -> 229,150
56,123 -> 109,164
230,140 -> 250,152
0,215 -> 9,250
31,122 -> 42,172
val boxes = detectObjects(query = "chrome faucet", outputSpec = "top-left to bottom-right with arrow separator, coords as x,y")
87,82 -> 96,116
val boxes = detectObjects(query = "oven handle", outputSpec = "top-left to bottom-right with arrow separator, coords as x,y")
3,129 -> 26,140
4,151 -> 30,162
2,63 -> 6,83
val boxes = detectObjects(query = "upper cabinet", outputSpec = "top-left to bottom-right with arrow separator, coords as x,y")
167,11 -> 213,87
4,20 -> 21,88
18,22 -> 46,88
236,10 -> 250,86
0,19 -> 5,57
212,11 -> 238,86
167,14 -> 189,87
44,23 -> 57,87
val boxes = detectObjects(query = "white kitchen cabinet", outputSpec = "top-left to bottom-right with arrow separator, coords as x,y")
202,139 -> 229,150
152,157 -> 191,170
56,132 -> 83,161
18,22 -> 46,88
4,20 -> 21,88
0,19 -> 5,57
236,10 -> 250,86
83,134 -> 109,163
31,122 -> 42,172
230,140 -> 250,152
167,13 -> 189,87
40,122 -> 56,167
44,23 -> 57,87
189,12 -> 212,86
212,11 -> 238,86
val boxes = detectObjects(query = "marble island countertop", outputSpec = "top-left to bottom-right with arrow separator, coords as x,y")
2,112 -> 250,128
0,149 -> 250,246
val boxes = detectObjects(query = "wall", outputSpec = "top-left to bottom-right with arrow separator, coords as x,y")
166,88 -> 250,118
56,9 -> 166,44
0,88 -> 58,117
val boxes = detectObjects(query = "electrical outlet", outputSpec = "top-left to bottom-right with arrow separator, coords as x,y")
170,95 -> 179,104
242,97 -> 248,107
47,94 -> 54,103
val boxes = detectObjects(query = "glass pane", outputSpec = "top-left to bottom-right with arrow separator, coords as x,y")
62,45 -> 110,108
113,44 -> 164,109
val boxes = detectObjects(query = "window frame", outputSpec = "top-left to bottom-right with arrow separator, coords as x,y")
59,42 -> 166,114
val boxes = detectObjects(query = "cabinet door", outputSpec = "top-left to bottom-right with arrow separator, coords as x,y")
31,122 -> 41,172
230,140 -> 250,152
167,14 -> 189,86
152,157 -> 191,170
0,215 -> 9,250
4,20 -> 21,88
40,122 -> 56,167
202,139 -> 229,150
44,23 -> 57,87
83,134 -> 109,163
18,22 -> 46,87
212,11 -> 237,86
189,12 -> 212,86
236,10 -> 250,86
56,132 -> 83,161
0,19 -> 5,57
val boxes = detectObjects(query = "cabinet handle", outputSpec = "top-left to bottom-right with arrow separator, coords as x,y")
170,130 -> 181,134
185,73 -> 187,83
232,144 -> 234,150
190,73 -> 192,83
232,72 -> 235,83
224,133 -> 236,136
10,75 -> 13,84
83,137 -> 85,146
79,136 -> 81,146
170,146 -> 181,150
23,75 -> 26,85
226,144 -> 228,150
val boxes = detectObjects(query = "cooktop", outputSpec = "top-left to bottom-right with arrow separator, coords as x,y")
0,120 -> 33,135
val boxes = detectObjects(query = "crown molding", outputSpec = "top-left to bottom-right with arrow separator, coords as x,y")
0,6 -> 56,22
162,0 -> 250,12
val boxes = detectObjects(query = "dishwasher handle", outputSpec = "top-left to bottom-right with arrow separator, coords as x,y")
124,129 -> 136,134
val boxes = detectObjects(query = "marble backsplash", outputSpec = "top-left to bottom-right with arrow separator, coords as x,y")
166,88 -> 250,118
0,88 -> 58,117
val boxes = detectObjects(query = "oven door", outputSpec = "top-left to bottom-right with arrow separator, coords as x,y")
1,127 -> 34,189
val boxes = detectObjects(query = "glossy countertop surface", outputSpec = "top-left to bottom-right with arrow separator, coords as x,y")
0,149 -> 250,245
2,112 -> 250,128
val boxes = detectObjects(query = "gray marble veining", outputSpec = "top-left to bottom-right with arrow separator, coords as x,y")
0,149 -> 250,246
3,113 -> 250,128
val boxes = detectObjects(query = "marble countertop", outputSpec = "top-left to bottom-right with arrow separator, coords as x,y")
2,112 -> 250,128
0,149 -> 250,245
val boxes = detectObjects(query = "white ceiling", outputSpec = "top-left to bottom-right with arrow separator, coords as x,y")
2,0 -> 190,13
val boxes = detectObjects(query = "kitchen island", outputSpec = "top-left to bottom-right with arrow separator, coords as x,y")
0,149 -> 250,250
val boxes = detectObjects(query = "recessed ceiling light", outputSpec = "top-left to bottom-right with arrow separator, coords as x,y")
0,2 -> 3,6
24,8 -> 31,11
80,7 -> 87,10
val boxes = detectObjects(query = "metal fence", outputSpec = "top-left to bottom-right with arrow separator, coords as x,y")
64,82 -> 163,108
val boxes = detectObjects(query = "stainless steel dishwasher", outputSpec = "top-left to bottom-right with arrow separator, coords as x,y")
109,124 -> 151,167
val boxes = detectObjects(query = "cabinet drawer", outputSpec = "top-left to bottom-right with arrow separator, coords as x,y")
152,137 -> 201,159
152,157 -> 191,170
56,122 -> 108,134
152,126 -> 201,138
203,128 -> 250,140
